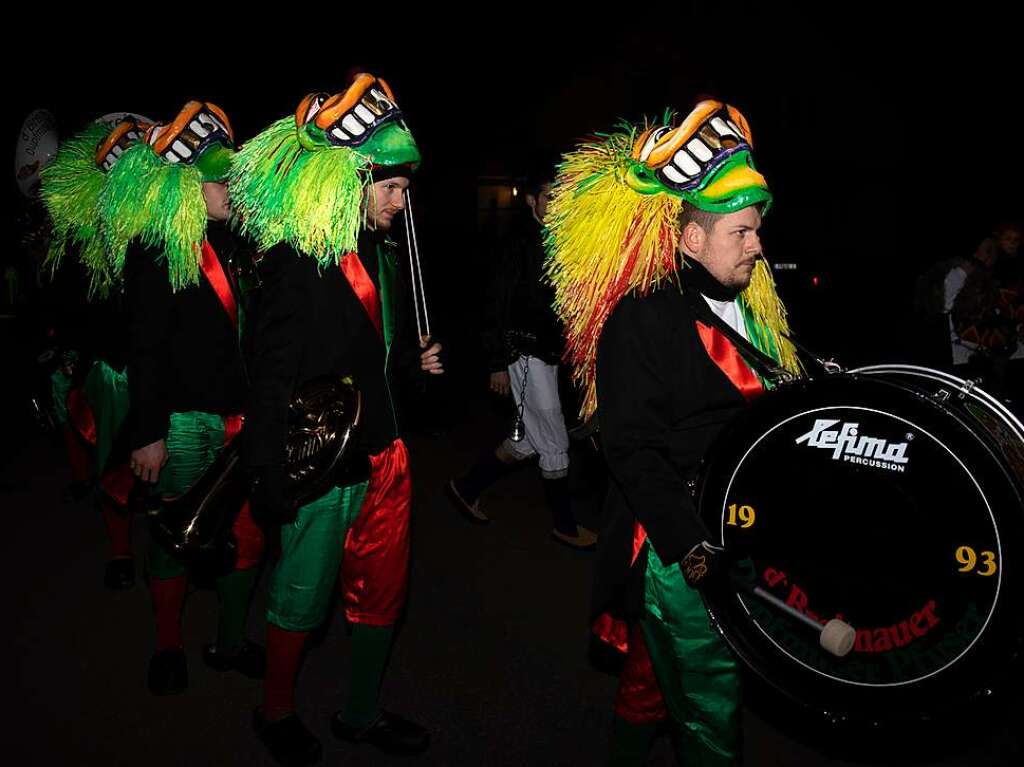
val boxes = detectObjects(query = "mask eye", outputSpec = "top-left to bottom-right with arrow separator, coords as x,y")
639,126 -> 671,163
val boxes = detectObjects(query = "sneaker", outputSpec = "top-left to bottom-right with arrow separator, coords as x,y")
552,526 -> 598,551
203,640 -> 266,679
445,480 -> 489,524
254,709 -> 322,766
331,709 -> 429,756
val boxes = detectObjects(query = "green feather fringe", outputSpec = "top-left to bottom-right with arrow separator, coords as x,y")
39,123 -> 114,297
230,117 -> 368,267
98,142 -> 207,291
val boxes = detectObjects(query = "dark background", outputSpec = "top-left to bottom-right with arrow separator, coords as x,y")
4,10 -> 1024,766
7,14 -> 1023,380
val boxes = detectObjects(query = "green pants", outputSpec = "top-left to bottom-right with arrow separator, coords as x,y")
50,368 -> 72,426
642,545 -> 741,766
147,411 -> 230,579
83,361 -> 129,475
266,482 -> 369,631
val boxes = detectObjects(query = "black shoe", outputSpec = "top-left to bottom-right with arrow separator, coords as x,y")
445,480 -> 490,524
104,557 -> 135,590
331,710 -> 429,756
254,710 -> 322,766
203,641 -> 266,679
147,648 -> 187,695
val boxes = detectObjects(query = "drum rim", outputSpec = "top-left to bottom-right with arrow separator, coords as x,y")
850,364 -> 1024,442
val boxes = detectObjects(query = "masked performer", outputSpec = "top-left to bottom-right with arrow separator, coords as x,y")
232,73 -> 439,765
546,101 -> 801,765
41,116 -> 151,589
98,101 -> 266,694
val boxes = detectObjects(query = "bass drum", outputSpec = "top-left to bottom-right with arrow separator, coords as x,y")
695,365 -> 1024,726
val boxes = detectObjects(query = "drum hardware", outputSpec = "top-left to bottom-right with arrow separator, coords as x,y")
821,359 -> 844,375
781,331 -> 844,378
959,379 -> 978,398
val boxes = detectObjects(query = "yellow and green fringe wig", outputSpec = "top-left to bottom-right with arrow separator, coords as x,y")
229,117 -> 368,268
544,124 -> 801,419
39,122 -> 117,297
97,141 -> 208,291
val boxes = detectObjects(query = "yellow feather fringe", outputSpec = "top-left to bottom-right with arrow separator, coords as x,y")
545,129 -> 800,420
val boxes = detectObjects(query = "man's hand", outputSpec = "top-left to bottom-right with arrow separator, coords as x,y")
419,336 -> 444,375
489,371 -> 511,396
680,540 -> 728,589
130,439 -> 168,484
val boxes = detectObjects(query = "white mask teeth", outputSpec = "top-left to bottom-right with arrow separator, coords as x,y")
171,140 -> 192,158
661,164 -> 689,185
354,104 -> 376,125
673,150 -> 701,177
686,138 -> 713,162
710,116 -> 737,138
330,127 -> 350,142
341,114 -> 365,136
190,119 -> 209,138
370,87 -> 394,111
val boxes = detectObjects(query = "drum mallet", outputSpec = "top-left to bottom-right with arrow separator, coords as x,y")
729,573 -> 856,658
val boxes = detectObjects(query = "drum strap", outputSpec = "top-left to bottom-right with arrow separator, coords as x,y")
684,291 -> 793,384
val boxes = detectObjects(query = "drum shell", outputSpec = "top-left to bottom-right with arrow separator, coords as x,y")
696,371 -> 1024,726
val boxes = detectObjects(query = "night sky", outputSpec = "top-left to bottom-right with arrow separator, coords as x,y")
8,16 -> 1023,368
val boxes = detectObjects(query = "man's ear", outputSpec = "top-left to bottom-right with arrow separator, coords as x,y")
681,221 -> 705,257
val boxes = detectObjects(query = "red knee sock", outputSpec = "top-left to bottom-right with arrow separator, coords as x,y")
263,625 -> 310,721
99,499 -> 132,557
62,425 -> 90,484
150,575 -> 187,650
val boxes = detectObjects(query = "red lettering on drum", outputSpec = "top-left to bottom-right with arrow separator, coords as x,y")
786,584 -> 808,612
760,569 -> 942,655
851,601 -> 941,653
855,630 -> 873,653
873,629 -> 894,652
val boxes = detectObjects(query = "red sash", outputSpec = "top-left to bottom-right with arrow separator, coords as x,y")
339,251 -> 383,340
695,321 -> 765,402
200,240 -> 237,330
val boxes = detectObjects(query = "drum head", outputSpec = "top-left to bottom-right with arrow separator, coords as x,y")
696,370 -> 1024,725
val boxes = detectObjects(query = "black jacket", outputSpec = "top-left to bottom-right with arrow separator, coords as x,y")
480,213 -> 563,371
242,230 -> 420,471
593,261 -> 751,620
123,221 -> 248,450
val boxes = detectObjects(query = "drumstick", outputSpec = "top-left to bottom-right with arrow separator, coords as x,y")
729,573 -> 856,658
402,189 -> 431,344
